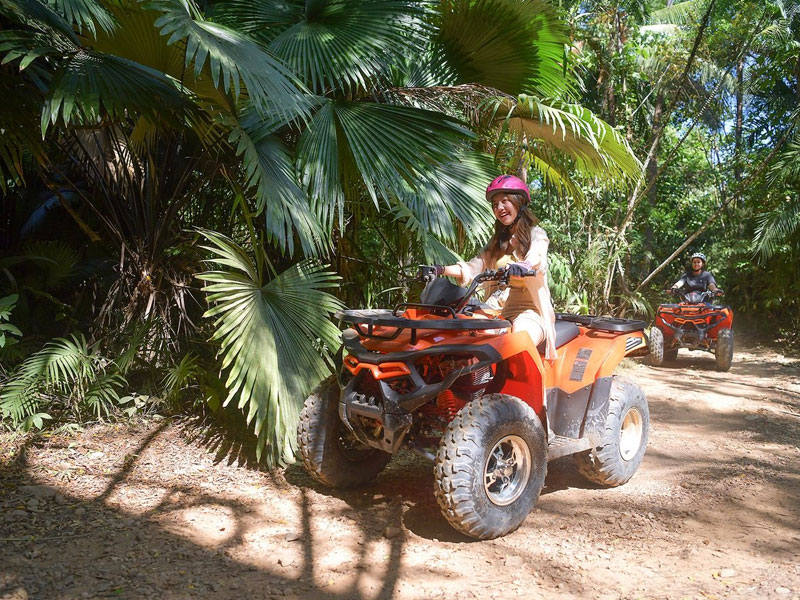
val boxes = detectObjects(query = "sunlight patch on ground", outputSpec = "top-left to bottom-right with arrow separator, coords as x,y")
168,504 -> 237,545
102,482 -> 170,514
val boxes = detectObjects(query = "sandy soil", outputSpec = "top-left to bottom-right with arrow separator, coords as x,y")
1,343 -> 799,600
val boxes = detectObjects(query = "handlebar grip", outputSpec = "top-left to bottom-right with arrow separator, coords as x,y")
417,265 -> 437,282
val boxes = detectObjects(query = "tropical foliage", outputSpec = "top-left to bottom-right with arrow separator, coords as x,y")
2,0 -> 797,462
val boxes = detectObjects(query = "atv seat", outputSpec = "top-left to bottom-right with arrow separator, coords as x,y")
537,319 -> 580,354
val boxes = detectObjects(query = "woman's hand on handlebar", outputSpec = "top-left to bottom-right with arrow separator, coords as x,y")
417,265 -> 443,282
506,262 -> 535,278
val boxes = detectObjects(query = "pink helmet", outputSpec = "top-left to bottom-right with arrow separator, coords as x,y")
485,174 -> 530,205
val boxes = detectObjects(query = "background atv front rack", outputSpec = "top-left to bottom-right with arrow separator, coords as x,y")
336,308 -> 511,343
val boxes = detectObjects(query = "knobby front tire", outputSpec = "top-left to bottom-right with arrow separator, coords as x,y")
434,394 -> 547,540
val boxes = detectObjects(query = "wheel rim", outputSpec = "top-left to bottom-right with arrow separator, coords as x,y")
483,435 -> 531,506
619,408 -> 644,461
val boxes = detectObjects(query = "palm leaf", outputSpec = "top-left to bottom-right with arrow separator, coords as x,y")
0,334 -> 92,426
41,49 -> 195,133
525,150 -> 583,199
0,0 -> 80,43
22,240 -> 79,291
0,377 -> 39,425
388,201 -> 463,265
297,98 -> 474,229
650,0 -> 709,25
144,0 -> 309,121
49,0 -> 117,37
213,0 -> 431,94
0,76 -> 49,188
434,0 -> 571,97
229,108 -> 325,256
258,0 -> 431,94
489,95 -> 641,186
84,371 -> 127,418
392,152 -> 497,244
752,200 -> 800,261
196,229 -> 344,466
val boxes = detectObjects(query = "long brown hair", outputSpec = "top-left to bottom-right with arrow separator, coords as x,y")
484,193 -> 538,266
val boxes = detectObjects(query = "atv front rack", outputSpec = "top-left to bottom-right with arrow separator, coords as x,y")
557,313 -> 646,333
336,309 -> 511,343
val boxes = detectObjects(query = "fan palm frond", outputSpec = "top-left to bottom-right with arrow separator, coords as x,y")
22,240 -> 79,291
0,0 -> 80,43
145,0 -> 309,121
392,152 -> 497,244
297,98 -> 474,230
435,0 -> 571,97
229,110 -> 325,256
197,229 -> 344,466
215,0 -> 431,95
41,48 -> 196,133
50,0 -> 117,37
0,77 -> 49,188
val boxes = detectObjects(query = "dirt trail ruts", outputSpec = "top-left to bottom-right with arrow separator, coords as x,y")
1,344 -> 799,600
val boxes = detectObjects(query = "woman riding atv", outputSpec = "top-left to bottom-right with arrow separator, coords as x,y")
430,174 -> 558,359
669,252 -> 723,298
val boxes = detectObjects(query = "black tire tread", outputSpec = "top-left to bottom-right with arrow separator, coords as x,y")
575,376 -> 649,487
297,376 -> 391,488
715,328 -> 734,372
433,394 -> 546,539
648,327 -> 665,366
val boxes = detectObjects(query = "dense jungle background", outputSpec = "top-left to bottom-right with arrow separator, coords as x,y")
1,0 -> 799,466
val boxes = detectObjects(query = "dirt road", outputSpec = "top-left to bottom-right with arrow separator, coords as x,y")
2,344 -> 799,600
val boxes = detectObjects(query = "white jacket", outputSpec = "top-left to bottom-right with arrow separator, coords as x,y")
455,225 -> 558,359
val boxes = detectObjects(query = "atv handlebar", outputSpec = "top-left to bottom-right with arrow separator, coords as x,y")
417,265 -> 438,283
665,288 -> 724,302
453,267 -> 537,313
418,265 -> 537,284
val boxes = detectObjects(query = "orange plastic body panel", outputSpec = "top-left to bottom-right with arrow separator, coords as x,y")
343,309 -> 644,423
343,355 -> 411,380
655,303 -> 733,339
484,331 -> 545,415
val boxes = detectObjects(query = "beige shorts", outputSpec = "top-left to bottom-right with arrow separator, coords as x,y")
507,308 -> 547,346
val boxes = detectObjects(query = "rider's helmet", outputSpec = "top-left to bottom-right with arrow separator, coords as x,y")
486,175 -> 530,205
690,252 -> 707,267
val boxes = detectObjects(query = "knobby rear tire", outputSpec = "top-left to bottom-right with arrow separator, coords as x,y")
648,327 -> 665,366
434,394 -> 547,540
297,376 -> 391,488
575,376 -> 649,487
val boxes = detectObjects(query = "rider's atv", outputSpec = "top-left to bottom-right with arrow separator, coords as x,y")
648,289 -> 733,371
298,268 -> 650,539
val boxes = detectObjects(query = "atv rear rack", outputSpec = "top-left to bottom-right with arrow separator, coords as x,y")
336,309 -> 511,343
557,313 -> 646,333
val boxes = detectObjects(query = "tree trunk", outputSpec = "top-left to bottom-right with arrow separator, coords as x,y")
636,126 -> 793,291
734,55 -> 744,219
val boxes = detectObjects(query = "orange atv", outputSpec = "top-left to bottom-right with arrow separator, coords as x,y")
648,289 -> 733,371
298,267 -> 650,539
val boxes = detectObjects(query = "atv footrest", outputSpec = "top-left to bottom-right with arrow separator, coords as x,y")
547,435 -> 593,461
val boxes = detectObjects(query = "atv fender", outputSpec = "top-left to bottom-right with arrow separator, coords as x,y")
484,330 -> 546,418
